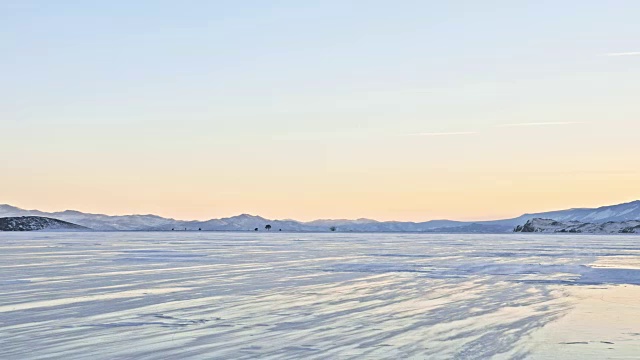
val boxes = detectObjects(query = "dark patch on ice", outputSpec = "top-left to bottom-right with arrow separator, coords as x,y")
150,314 -> 210,325
325,263 -> 432,274
74,317 -> 211,328
535,305 -> 550,312
271,321 -> 310,331
80,322 -> 167,328
281,346 -> 318,352
152,314 -> 176,320
239,346 -> 262,352
428,274 -> 468,279
69,313 -> 217,329
326,261 -> 640,286
560,342 -> 589,345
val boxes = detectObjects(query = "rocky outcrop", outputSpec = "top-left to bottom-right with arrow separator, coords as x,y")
514,218 -> 640,234
0,216 -> 89,231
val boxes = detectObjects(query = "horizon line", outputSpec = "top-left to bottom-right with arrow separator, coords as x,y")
2,199 -> 639,224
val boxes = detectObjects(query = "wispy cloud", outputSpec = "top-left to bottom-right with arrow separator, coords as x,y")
605,52 -> 640,57
407,131 -> 476,136
405,122 -> 584,137
496,122 -> 583,128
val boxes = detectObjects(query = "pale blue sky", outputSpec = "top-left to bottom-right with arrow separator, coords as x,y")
2,1 -> 640,220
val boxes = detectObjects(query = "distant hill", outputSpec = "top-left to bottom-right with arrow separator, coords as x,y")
1,200 -> 638,233
149,214 -> 318,232
0,216 -> 89,231
514,218 -> 640,234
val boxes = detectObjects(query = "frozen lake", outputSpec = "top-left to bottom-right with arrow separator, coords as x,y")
2,232 -> 640,359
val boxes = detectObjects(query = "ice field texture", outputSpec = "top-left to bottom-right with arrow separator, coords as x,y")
2,232 -> 640,359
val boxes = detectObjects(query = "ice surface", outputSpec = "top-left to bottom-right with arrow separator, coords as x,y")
1,232 -> 640,359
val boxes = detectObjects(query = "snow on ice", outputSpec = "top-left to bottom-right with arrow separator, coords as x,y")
1,232 -> 640,359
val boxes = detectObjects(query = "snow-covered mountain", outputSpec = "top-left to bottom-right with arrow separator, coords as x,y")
484,200 -> 640,227
514,218 -> 640,234
327,219 -> 470,232
303,218 -> 379,227
0,205 -> 481,232
0,216 -> 88,231
1,200 -> 638,232
0,205 -> 175,231
151,214 -> 319,232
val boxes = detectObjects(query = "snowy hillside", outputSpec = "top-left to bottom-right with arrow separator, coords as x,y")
491,200 -> 640,227
514,218 -> 640,234
0,216 -> 88,231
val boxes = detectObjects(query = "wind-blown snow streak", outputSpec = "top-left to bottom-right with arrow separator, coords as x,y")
1,232 -> 640,359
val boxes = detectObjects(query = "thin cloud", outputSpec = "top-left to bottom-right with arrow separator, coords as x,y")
406,122 -> 584,137
407,131 -> 477,136
605,52 -> 640,57
496,122 -> 583,128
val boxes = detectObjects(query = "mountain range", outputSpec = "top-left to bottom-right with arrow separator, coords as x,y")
1,200 -> 639,232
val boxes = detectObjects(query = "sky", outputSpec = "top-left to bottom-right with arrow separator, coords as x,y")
2,1 -> 640,221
